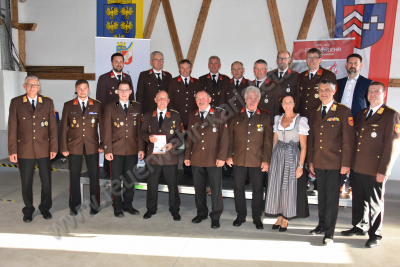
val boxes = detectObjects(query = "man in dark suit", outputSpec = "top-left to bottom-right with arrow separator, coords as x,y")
199,56 -> 230,108
141,90 -> 183,221
342,82 -> 400,248
136,51 -> 172,114
308,79 -> 355,245
8,75 -> 58,222
267,51 -> 299,95
60,79 -> 103,216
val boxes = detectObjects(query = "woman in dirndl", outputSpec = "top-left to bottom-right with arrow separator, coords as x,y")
264,93 -> 309,231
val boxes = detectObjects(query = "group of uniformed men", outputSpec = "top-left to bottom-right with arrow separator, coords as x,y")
8,48 -> 400,248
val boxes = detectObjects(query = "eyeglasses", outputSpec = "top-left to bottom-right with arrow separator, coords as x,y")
119,89 -> 130,93
306,56 -> 321,60
152,59 -> 164,62
25,83 -> 39,88
277,57 -> 289,61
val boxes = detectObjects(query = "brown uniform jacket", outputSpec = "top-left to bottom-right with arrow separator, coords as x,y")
296,66 -> 338,119
167,76 -> 201,126
352,104 -> 400,176
307,101 -> 355,170
250,79 -> 282,121
199,73 -> 230,108
103,100 -> 144,155
59,98 -> 103,155
184,107 -> 229,167
8,94 -> 58,159
141,109 -> 183,165
227,108 -> 273,167
136,69 -> 172,114
96,71 -> 134,109
219,78 -> 249,113
267,68 -> 299,95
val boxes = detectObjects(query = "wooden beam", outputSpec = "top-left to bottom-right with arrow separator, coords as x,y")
389,79 -> 400,87
187,0 -> 211,64
11,22 -> 37,31
322,0 -> 335,38
26,66 -> 85,73
27,72 -> 95,81
161,0 -> 183,65
11,0 -> 18,23
18,30 -> 26,69
143,0 -> 161,39
297,0 -> 319,40
267,0 -> 286,52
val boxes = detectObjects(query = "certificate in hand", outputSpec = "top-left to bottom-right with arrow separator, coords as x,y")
153,135 -> 167,154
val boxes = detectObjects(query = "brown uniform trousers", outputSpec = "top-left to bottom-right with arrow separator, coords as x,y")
8,94 -> 58,215
267,68 -> 299,95
96,71 -> 134,110
185,107 -> 229,220
296,66 -> 338,120
136,69 -> 172,114
59,98 -> 103,211
228,108 -> 273,219
167,76 -> 201,127
351,104 -> 400,239
308,101 -> 355,237
141,109 -> 183,214
250,79 -> 282,120
219,78 -> 249,114
199,73 -> 230,108
103,100 -> 144,211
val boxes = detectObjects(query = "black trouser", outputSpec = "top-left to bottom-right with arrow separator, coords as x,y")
182,125 -> 192,176
315,168 -> 341,237
146,164 -> 180,214
103,155 -> 110,175
110,154 -> 138,210
352,171 -> 384,239
18,157 -> 52,215
233,166 -> 264,219
68,146 -> 99,211
192,166 -> 223,220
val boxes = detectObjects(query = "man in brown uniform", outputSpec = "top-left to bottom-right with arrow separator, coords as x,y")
184,90 -> 229,228
219,61 -> 249,113
60,79 -> 103,216
141,90 -> 183,221
226,86 -> 272,229
199,56 -> 230,108
103,80 -> 145,217
136,51 -> 172,114
308,79 -> 355,245
267,51 -> 299,95
8,75 -> 58,222
341,82 -> 400,248
250,59 -> 282,120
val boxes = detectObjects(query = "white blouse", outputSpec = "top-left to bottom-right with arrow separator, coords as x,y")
273,114 -> 310,135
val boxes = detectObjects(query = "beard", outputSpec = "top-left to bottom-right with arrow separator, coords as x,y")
347,68 -> 357,75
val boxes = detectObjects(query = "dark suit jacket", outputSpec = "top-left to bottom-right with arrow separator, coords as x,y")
337,75 -> 373,119
267,68 -> 299,95
250,79 -> 282,121
199,73 -> 230,108
219,77 -> 249,113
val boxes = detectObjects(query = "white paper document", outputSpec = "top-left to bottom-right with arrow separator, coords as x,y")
153,135 -> 167,154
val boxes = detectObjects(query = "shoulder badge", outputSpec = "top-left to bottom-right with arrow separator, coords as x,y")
331,104 -> 337,111
149,69 -> 153,74
73,99 -> 78,105
206,74 -> 211,79
110,72 -> 115,79
88,99 -> 94,106
377,107 -> 384,114
166,112 -> 171,118
219,75 -> 223,81
38,96 -> 43,103
287,69 -> 292,74
256,109 -> 261,115
265,79 -> 270,84
23,96 -> 27,103
152,111 -> 157,117
348,117 -> 354,126
209,108 -> 215,115
317,69 -> 323,76
240,108 -> 245,113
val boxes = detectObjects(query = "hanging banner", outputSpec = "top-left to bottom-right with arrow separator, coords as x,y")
292,38 -> 355,78
97,0 -> 143,38
334,0 -> 398,91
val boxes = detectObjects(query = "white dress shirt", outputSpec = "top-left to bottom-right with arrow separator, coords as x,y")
341,74 -> 359,109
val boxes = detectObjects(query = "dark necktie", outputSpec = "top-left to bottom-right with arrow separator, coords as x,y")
82,102 -> 86,114
31,100 -> 35,111
366,109 -> 373,121
212,74 -> 217,89
249,111 -> 254,119
321,106 -> 327,119
117,74 -> 122,81
184,78 -> 188,88
200,111 -> 205,122
235,80 -> 239,89
310,73 -> 314,80
256,81 -> 260,88
159,111 -> 164,127
279,72 -> 283,79
124,104 -> 128,115
156,73 -> 161,84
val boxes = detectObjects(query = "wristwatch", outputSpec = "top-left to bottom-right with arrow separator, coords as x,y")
298,165 -> 303,168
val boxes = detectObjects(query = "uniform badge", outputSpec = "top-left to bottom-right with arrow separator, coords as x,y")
172,121 -> 176,128
92,124 -> 94,127
377,107 -> 384,114
71,124 -> 74,127
76,124 -> 79,128
91,118 -> 95,124
314,94 -> 319,98
181,123 -> 185,133
45,121 -> 48,127
348,117 -> 354,126
395,124 -> 400,133
73,119 -> 76,124
134,121 -> 137,126
264,98 -> 268,103
371,132 -> 377,138
218,92 -> 220,95
194,93 -> 196,98
257,124 -> 263,132
331,104 -> 337,111
109,91 -> 112,95
115,90 -> 118,94
114,122 -> 117,126
212,126 -> 217,132
120,122 -> 124,126
286,86 -> 290,93
225,123 -> 228,128
41,121 -> 45,127
170,129 -> 174,134
149,126 -> 151,133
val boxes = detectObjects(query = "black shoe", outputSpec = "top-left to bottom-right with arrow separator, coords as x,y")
114,209 -> 124,218
211,220 -> 220,229
143,211 -> 154,219
310,190 -> 318,196
272,224 -> 280,230
192,215 -> 207,224
233,217 -> 246,227
123,206 -> 139,215
323,235 -> 334,246
341,227 -> 367,236
279,222 -> 288,232
90,208 -> 98,215
365,238 -> 380,248
41,211 -> 52,220
69,209 -> 78,216
310,226 -> 324,235
172,213 -> 181,221
23,214 -> 32,223
253,217 -> 264,229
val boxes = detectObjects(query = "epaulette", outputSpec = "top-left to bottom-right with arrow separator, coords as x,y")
163,70 -> 171,76
260,109 -> 269,114
92,98 -> 101,103
41,95 -> 52,100
337,103 -> 345,106
170,109 -> 179,113
221,74 -> 230,79
130,100 -> 139,106
215,107 -> 223,109
272,80 -> 279,85
192,77 -> 199,81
